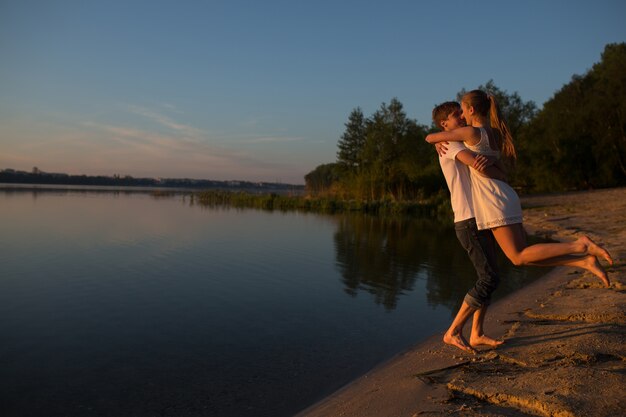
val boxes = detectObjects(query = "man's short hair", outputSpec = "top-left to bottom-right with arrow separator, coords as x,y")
432,101 -> 460,130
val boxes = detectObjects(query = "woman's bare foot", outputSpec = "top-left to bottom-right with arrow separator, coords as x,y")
581,255 -> 611,287
443,331 -> 476,354
579,236 -> 613,265
470,334 -> 504,348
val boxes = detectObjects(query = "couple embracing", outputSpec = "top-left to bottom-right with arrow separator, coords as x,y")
427,90 -> 613,353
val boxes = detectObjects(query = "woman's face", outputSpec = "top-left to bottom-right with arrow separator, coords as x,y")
461,101 -> 473,124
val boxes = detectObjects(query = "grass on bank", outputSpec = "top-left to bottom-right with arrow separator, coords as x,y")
190,190 -> 454,220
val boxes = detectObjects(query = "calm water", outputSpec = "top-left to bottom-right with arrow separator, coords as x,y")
0,187 -> 546,417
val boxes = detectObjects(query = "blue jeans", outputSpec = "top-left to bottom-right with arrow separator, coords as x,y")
454,218 -> 500,309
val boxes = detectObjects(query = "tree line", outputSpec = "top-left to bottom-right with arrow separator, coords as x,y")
0,168 -> 304,193
306,43 -> 626,199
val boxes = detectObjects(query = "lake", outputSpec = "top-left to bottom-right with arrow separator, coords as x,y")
0,186 -> 546,417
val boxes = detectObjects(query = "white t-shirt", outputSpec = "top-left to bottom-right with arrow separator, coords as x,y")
439,141 -> 474,223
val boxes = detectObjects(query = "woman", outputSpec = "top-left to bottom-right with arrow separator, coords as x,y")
426,90 -> 613,286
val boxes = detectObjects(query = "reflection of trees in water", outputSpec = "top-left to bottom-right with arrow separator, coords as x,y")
333,214 -> 457,310
333,214 -> 547,312
334,215 -> 404,309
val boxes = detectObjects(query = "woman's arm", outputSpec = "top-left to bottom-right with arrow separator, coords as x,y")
425,126 -> 475,144
456,150 -> 508,182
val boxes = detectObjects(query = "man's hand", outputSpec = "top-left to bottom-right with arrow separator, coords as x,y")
455,149 -> 508,181
472,154 -> 497,172
435,141 -> 449,157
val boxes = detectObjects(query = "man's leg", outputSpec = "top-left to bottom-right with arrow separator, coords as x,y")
443,301 -> 476,353
452,219 -> 503,350
467,228 -> 504,347
464,226 -> 500,311
442,219 -> 488,353
470,305 -> 504,347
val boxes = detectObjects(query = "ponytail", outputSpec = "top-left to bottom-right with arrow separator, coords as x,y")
488,95 -> 516,160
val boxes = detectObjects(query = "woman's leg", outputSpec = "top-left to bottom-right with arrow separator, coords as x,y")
531,254 -> 610,287
492,224 -> 610,286
492,224 -> 612,266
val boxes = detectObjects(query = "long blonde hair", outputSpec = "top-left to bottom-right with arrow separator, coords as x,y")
462,90 -> 516,160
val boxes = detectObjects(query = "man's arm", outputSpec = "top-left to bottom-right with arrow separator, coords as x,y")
455,150 -> 507,181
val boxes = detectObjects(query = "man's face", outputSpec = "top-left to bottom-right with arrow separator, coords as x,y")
442,108 -> 465,131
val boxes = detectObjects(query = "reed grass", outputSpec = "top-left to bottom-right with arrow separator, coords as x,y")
193,190 -> 453,219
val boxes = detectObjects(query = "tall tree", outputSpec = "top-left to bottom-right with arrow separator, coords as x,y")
311,97 -> 442,200
361,98 -> 411,199
586,43 -> 626,181
337,108 -> 366,172
519,43 -> 626,191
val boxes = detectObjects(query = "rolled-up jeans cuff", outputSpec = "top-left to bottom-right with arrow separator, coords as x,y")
464,293 -> 485,309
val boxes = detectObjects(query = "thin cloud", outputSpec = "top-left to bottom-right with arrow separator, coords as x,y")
243,136 -> 305,144
80,120 -> 303,177
125,104 -> 203,138
83,121 -> 242,164
158,102 -> 182,113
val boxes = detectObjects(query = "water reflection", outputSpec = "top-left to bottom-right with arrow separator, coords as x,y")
334,215 -> 437,309
333,214 -> 546,312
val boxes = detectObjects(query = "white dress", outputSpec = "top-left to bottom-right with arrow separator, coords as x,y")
466,128 -> 523,230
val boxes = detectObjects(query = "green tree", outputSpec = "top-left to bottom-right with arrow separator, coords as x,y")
519,43 -> 626,191
337,107 -> 366,172
304,163 -> 342,195
307,97 -> 443,200
585,43 -> 626,182
360,98 -> 429,200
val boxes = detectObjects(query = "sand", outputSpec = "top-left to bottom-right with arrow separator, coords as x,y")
297,187 -> 626,417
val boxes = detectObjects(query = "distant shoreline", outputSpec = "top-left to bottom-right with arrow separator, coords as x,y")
0,181 -> 304,196
0,169 -> 305,192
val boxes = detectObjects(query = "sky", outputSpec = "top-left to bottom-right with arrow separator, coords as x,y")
1,0 -> 625,184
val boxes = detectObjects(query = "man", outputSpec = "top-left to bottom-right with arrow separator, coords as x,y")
431,101 -> 505,353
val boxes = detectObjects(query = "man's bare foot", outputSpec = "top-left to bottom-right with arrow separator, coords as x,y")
470,334 -> 504,348
582,255 -> 610,287
579,235 -> 613,265
443,331 -> 476,354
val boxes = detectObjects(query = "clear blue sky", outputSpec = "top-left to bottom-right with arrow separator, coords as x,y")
1,0 -> 625,184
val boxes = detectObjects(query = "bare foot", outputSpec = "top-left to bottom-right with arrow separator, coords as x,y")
582,255 -> 610,287
579,235 -> 613,265
470,334 -> 504,348
443,331 -> 476,354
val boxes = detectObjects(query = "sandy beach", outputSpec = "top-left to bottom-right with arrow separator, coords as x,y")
297,187 -> 625,417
